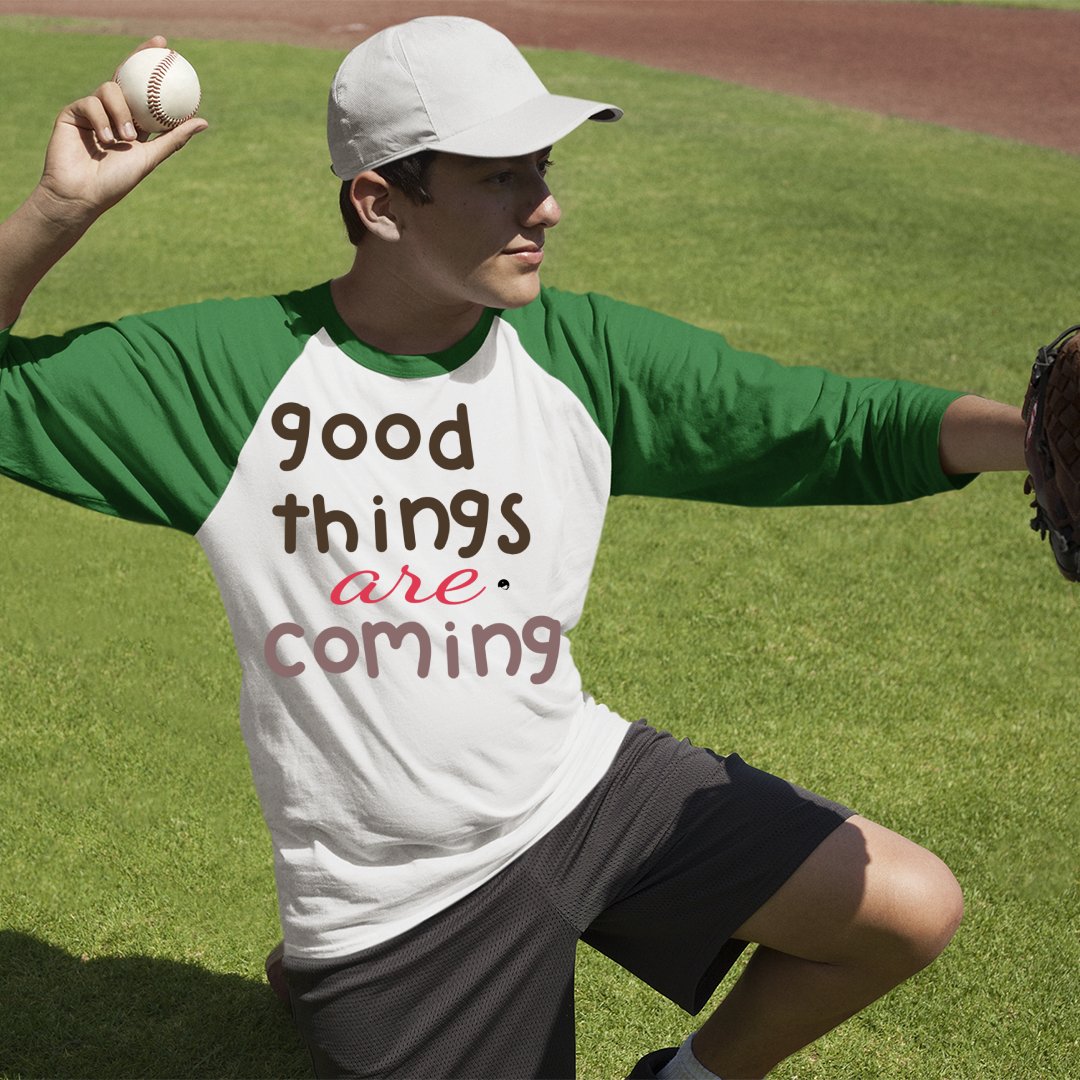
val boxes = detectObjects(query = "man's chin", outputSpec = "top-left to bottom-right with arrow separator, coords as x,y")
492,275 -> 542,310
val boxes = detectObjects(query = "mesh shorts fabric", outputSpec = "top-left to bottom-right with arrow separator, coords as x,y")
282,720 -> 853,1079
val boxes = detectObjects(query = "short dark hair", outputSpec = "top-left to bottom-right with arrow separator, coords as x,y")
339,149 -> 437,245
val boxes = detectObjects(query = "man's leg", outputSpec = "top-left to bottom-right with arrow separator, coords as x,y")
281,848 -> 580,1078
690,815 -> 963,1078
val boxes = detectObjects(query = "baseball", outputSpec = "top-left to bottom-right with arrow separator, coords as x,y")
114,47 -> 201,134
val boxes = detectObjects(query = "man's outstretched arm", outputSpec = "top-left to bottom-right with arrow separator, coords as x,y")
0,36 -> 207,331
938,394 -> 1025,476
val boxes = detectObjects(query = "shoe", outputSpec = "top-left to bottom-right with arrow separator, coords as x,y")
265,940 -> 292,1013
626,1047 -> 678,1078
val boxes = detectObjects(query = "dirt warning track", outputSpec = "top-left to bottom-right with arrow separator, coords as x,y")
1,0 -> 1076,155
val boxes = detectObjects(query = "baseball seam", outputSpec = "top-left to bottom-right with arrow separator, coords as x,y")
146,50 -> 200,129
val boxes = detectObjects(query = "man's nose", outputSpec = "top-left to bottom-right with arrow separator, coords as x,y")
522,190 -> 561,230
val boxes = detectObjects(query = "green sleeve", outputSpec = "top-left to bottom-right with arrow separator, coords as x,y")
0,290 -> 319,533
507,288 -> 974,506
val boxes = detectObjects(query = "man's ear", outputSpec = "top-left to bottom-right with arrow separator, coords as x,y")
350,171 -> 402,242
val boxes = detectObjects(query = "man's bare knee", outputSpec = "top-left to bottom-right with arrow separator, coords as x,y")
695,826 -> 964,1079
835,819 -> 963,981
733,816 -> 963,978
877,844 -> 964,973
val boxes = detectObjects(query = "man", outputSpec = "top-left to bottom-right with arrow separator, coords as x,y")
0,16 -> 1027,1080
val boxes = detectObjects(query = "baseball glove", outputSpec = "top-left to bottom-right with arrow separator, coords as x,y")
1022,323 -> 1080,581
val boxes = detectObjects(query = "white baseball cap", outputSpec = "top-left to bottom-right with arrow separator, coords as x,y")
327,16 -> 623,180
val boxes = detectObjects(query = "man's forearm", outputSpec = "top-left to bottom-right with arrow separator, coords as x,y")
939,393 -> 1026,475
0,187 -> 96,330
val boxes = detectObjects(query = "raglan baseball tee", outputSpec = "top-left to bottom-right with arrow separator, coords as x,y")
0,283 -> 971,959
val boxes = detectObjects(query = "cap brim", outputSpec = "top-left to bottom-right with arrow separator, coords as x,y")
425,93 -> 622,160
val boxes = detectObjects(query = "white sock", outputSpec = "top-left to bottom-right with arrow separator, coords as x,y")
655,1033 -> 723,1080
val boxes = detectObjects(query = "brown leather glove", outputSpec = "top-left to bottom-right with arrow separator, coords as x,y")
1023,324 -> 1080,581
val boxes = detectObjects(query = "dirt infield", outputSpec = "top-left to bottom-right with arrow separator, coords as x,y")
1,0 -> 1077,155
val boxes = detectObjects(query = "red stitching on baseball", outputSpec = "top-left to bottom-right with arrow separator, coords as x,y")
146,50 -> 200,129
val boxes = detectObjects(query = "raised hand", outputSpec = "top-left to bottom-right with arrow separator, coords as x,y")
0,37 -> 208,329
36,36 -> 208,225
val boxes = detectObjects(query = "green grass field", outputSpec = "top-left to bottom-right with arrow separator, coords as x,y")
1,16 -> 1077,1079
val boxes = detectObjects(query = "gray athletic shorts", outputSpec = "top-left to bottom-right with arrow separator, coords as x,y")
282,720 -> 853,1079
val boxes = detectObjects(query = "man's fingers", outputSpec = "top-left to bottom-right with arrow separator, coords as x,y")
60,95 -> 208,158
63,94 -> 120,146
129,35 -> 168,57
61,81 -> 140,146
96,80 -> 139,142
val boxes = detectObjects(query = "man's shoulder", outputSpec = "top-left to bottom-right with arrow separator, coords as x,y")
114,281 -> 332,340
528,284 -> 625,320
526,285 -> 712,333
505,285 -> 722,359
